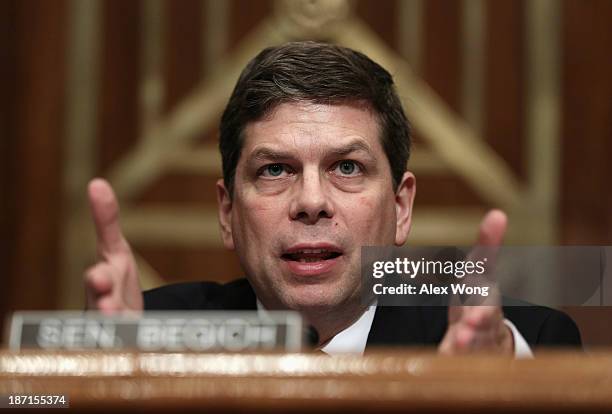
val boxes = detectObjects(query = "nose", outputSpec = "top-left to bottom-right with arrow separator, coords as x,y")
289,168 -> 334,224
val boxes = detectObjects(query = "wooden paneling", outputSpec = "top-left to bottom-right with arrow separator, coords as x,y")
138,174 -> 220,204
422,0 -> 462,113
0,0 -> 18,332
413,175 -> 484,206
137,247 -> 243,284
228,0 -> 271,50
413,0 -> 481,208
98,0 -> 142,173
559,0 -> 612,348
484,0 -> 526,179
564,307 -> 612,348
561,0 -> 612,245
163,0 -> 202,112
356,0 -> 399,51
2,0 -> 68,316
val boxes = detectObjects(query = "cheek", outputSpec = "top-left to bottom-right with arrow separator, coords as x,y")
349,194 -> 396,242
233,196 -> 283,244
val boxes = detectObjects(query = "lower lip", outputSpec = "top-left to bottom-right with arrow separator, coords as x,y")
281,256 -> 342,277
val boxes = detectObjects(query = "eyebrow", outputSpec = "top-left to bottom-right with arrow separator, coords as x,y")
248,140 -> 377,163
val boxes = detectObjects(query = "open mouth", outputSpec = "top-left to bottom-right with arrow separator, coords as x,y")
281,249 -> 342,263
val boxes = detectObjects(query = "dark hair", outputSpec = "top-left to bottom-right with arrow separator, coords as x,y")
219,41 -> 411,195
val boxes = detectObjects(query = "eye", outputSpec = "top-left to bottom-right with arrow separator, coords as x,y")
258,163 -> 292,178
333,160 -> 362,176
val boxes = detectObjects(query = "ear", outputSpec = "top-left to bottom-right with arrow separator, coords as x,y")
216,179 -> 235,250
394,171 -> 416,246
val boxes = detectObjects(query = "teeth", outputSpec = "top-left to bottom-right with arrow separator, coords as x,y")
298,258 -> 322,263
282,248 -> 340,262
297,249 -> 327,254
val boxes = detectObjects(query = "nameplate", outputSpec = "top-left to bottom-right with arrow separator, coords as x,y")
7,311 -> 303,352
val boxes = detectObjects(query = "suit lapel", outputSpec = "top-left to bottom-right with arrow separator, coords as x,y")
366,306 -> 448,348
221,278 -> 258,310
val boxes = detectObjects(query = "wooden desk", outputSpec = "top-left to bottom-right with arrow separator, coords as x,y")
1,350 -> 611,413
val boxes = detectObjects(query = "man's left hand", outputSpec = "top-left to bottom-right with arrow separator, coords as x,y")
438,210 -> 514,355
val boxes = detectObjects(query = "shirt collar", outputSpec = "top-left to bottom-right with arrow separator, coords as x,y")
320,304 -> 377,355
256,300 -> 377,355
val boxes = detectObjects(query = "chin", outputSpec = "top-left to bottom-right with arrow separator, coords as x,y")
282,285 -> 345,312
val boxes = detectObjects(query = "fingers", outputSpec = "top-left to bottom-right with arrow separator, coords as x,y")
88,178 -> 127,258
439,209 -> 512,355
85,260 -> 142,314
84,262 -> 117,311
85,178 -> 143,313
468,209 -> 507,267
441,324 -> 507,353
439,306 -> 512,355
462,209 -> 508,305
462,306 -> 501,329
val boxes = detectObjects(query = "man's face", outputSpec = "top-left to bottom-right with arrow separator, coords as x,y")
217,102 -> 415,312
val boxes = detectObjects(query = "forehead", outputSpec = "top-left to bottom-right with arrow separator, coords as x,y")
241,102 -> 383,158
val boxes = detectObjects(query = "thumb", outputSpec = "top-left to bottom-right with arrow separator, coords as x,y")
88,178 -> 128,258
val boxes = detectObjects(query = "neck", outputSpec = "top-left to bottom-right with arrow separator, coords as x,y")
252,286 -> 373,346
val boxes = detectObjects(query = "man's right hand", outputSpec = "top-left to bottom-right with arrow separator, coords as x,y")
84,178 -> 143,313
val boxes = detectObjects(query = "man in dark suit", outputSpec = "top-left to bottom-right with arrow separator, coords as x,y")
142,278 -> 580,353
84,42 -> 581,355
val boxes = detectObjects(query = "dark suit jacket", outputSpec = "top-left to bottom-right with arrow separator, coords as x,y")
143,278 -> 582,349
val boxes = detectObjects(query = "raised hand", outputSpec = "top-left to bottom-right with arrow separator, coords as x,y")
438,209 -> 513,354
84,178 -> 143,313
